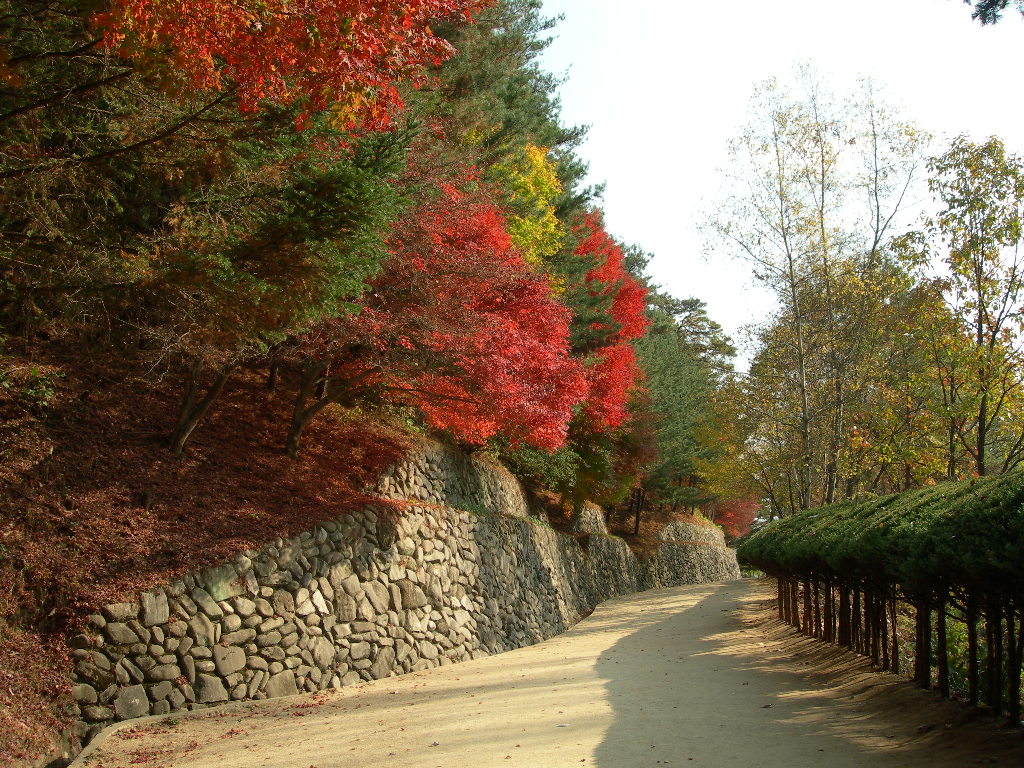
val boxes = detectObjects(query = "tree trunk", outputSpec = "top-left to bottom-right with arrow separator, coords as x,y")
802,579 -> 812,635
813,579 -> 822,638
1006,598 -> 1021,725
839,586 -> 851,648
170,360 -> 234,456
852,588 -> 862,652
286,361 -> 329,459
967,595 -> 980,707
916,595 -> 931,689
890,595 -> 900,675
987,603 -> 1004,716
936,595 -> 949,697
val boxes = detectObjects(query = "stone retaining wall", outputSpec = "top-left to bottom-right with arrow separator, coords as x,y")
65,442 -> 739,752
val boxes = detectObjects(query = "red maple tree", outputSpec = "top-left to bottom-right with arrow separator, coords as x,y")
94,0 -> 492,125
284,180 -> 587,454
572,213 -> 649,431
708,498 -> 760,539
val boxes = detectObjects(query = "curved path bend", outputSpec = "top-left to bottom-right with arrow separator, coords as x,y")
74,580 -> 1023,768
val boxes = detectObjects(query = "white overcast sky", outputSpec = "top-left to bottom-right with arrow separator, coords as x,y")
538,0 -> 1024,359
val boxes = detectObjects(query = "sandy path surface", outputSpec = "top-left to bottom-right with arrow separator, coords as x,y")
74,580 -> 1024,768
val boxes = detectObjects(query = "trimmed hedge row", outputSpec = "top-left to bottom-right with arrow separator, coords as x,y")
738,474 -> 1024,721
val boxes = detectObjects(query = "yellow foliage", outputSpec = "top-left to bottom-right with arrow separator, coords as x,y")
489,144 -> 564,268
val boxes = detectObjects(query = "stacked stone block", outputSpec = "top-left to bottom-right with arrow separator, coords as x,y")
67,442 -> 740,746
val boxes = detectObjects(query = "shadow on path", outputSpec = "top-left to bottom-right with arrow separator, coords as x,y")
594,580 -> 1023,767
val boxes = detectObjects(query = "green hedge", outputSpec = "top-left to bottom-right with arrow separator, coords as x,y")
738,473 -> 1024,597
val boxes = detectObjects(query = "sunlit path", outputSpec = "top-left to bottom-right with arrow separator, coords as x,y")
74,581 -> 1021,768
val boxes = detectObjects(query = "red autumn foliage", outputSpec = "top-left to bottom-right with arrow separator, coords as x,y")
708,498 -> 760,539
94,0 -> 492,124
577,213 -> 649,342
573,213 -> 649,431
291,182 -> 588,450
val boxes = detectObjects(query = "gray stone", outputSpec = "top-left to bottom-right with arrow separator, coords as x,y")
369,646 -> 396,680
334,594 -> 357,622
102,603 -> 138,622
152,700 -> 171,716
127,619 -> 151,643
350,641 -> 371,661
205,565 -> 245,601
261,646 -> 286,662
68,633 -> 94,650
104,622 -> 139,645
75,660 -> 113,689
82,705 -> 114,722
221,628 -> 256,645
72,684 -> 97,705
168,689 -> 187,710
311,591 -> 329,614
181,655 -> 196,683
191,588 -> 224,619
222,614 -> 242,633
357,598 -> 375,621
167,620 -> 188,638
254,598 -> 274,617
259,616 -> 284,633
247,670 -> 267,697
112,686 -> 149,720
311,637 -> 335,670
339,574 -> 361,598
149,681 -> 174,701
213,645 -> 246,676
174,593 -> 198,618
397,580 -> 429,609
194,674 -> 229,703
233,597 -> 257,618
140,590 -> 170,626
264,670 -> 299,699
418,641 -> 439,660
188,613 -> 215,646
363,582 -> 389,613
121,657 -> 144,684
256,630 -> 282,648
280,632 -> 299,649
146,664 -> 182,682
271,590 -> 295,619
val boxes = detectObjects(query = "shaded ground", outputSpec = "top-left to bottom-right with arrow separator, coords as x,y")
0,344 -> 412,763
72,580 -> 1024,768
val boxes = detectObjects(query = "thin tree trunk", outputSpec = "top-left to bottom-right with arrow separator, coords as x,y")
890,595 -> 900,675
1006,598 -> 1021,725
286,361 -> 329,459
839,586 -> 851,648
802,579 -> 812,635
989,603 -> 1004,716
968,595 -> 980,707
936,595 -> 949,697
813,579 -> 822,638
852,588 -> 862,653
170,360 -> 234,456
916,595 -> 931,689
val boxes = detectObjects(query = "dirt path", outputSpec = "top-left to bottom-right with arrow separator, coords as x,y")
73,580 -> 1024,768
